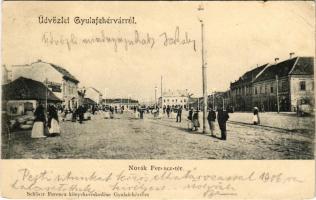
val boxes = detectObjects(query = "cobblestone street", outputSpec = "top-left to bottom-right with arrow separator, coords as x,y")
2,111 -> 314,159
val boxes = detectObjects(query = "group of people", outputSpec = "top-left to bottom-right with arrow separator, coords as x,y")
31,104 -> 61,138
187,107 -> 229,140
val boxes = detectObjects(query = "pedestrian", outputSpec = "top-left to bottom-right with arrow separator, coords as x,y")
253,107 -> 260,125
139,108 -> 144,119
77,105 -> 85,123
133,106 -> 137,113
166,105 -> 171,118
72,108 -> 77,122
47,105 -> 60,137
163,105 -> 166,114
109,106 -> 114,119
187,108 -> 193,130
217,107 -> 229,140
192,109 -> 200,131
207,108 -> 216,135
92,105 -> 96,115
176,106 -> 182,122
31,104 -> 47,138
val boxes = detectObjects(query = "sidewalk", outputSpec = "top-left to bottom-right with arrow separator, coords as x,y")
228,112 -> 315,131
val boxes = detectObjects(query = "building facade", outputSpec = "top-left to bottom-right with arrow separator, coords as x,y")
84,87 -> 103,105
230,64 -> 269,111
158,89 -> 190,108
253,57 -> 314,112
230,56 -> 314,112
2,65 -> 12,85
102,98 -> 139,108
11,60 -> 80,110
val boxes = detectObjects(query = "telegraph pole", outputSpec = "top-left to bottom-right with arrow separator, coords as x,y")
276,75 -> 280,113
200,20 -> 208,134
155,86 -> 157,107
161,76 -> 163,108
45,78 -> 48,110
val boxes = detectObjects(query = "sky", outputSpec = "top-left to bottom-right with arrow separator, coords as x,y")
2,1 -> 315,102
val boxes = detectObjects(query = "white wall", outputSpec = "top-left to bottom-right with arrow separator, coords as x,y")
85,88 -> 102,104
12,62 -> 64,99
290,75 -> 314,110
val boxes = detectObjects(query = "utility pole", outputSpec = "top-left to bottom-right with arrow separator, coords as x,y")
45,78 -> 48,110
200,20 -> 208,134
104,88 -> 107,107
161,76 -> 163,108
155,86 -> 157,107
276,75 -> 280,113
213,91 -> 215,110
223,98 -> 225,110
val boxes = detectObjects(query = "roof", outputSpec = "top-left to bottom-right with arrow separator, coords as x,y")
231,63 -> 268,87
2,77 -> 62,102
254,57 -> 314,83
83,98 -> 97,105
49,63 -> 79,83
289,57 -> 314,75
87,87 -> 102,94
163,89 -> 190,97
102,98 -> 139,104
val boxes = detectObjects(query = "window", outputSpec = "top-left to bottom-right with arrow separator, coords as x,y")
270,86 -> 274,93
300,81 -> 306,91
255,87 -> 258,95
164,100 -> 166,103
184,99 -> 186,103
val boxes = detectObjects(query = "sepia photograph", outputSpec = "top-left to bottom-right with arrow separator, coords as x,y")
1,1 -> 315,160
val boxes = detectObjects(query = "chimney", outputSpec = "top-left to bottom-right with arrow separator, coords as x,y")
289,52 -> 295,58
274,58 -> 279,64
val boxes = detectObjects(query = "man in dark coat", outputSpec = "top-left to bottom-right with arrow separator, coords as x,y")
34,104 -> 46,123
207,108 -> 216,135
217,107 -> 229,140
139,108 -> 144,119
166,105 -> 171,118
77,105 -> 85,124
176,106 -> 182,122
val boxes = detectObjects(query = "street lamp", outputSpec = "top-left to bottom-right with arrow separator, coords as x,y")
155,86 -> 158,107
199,19 -> 208,134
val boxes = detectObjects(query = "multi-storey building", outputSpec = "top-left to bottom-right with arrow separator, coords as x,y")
158,89 -> 190,109
253,56 -> 314,112
230,56 -> 314,112
230,64 -> 269,111
11,60 -> 80,110
84,87 -> 103,105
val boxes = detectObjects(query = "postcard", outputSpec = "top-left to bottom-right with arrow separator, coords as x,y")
1,1 -> 315,199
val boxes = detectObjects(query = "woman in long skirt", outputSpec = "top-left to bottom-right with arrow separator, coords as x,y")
253,107 -> 260,125
48,105 -> 61,136
31,104 -> 47,138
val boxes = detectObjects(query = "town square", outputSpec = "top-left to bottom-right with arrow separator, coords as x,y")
1,2 -> 315,160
